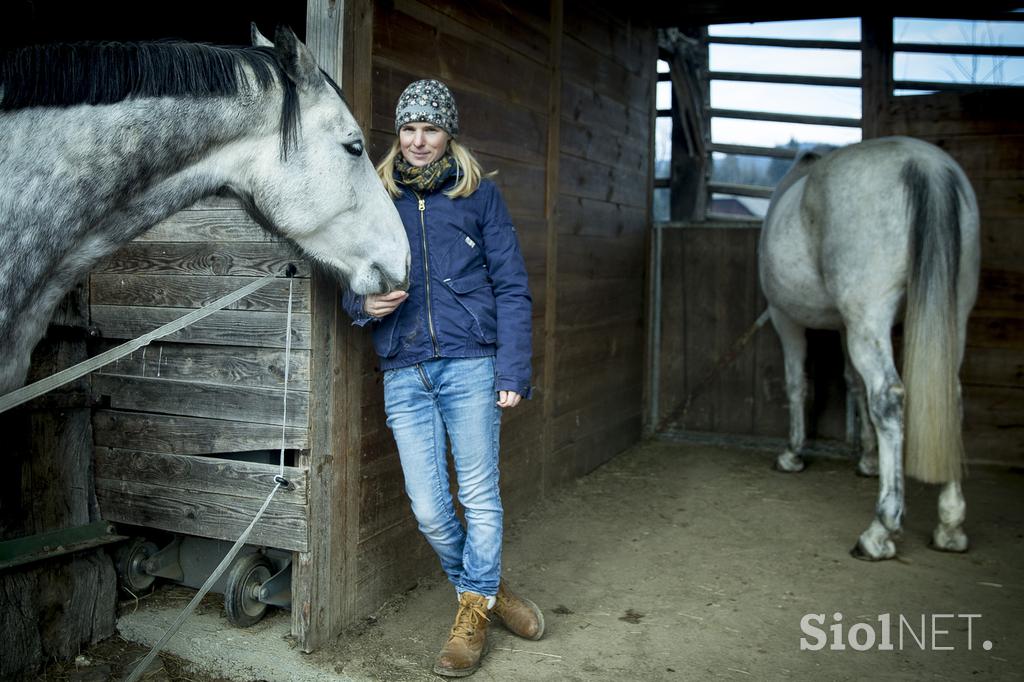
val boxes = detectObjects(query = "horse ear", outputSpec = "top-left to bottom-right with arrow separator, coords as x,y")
273,25 -> 323,90
251,23 -> 274,48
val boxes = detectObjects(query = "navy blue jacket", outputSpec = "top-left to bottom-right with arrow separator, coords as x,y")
342,178 -> 533,398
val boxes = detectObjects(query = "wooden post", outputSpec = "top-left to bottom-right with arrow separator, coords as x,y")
542,0 -> 563,495
293,0 -> 371,652
861,15 -> 893,140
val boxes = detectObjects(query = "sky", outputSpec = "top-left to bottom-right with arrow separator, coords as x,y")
656,16 -> 1024,151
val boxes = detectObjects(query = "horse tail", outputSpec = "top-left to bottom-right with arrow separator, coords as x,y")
901,160 -> 966,484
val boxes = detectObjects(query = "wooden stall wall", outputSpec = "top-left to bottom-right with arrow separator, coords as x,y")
355,0 -> 654,616
879,89 -> 1024,466
88,198 -> 312,552
656,228 -> 847,445
550,4 -> 655,484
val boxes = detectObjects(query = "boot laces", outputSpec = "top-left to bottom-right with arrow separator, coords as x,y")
449,601 -> 490,640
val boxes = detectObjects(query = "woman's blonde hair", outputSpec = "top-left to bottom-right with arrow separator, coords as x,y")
376,138 -> 495,199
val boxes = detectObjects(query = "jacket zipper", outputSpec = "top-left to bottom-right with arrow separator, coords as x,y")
415,191 -> 440,357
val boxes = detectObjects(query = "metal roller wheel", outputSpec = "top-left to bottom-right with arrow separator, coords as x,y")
224,553 -> 273,627
114,537 -> 158,593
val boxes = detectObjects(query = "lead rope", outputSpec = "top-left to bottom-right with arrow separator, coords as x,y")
125,276 -> 295,682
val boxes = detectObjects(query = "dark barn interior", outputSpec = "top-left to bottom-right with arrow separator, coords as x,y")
1,1 -> 1021,679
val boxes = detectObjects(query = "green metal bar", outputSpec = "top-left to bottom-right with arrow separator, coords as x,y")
0,521 -> 128,571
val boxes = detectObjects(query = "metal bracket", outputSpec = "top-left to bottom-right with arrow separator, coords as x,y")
258,559 -> 292,608
142,536 -> 185,582
0,521 -> 127,572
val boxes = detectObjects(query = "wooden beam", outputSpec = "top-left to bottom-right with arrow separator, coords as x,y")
707,36 -> 861,50
543,0 -> 563,495
707,181 -> 775,199
710,143 -> 799,159
708,71 -> 861,88
709,107 -> 862,128
95,478 -> 308,552
894,80 -> 1023,92
862,15 -> 895,139
893,42 -> 1024,57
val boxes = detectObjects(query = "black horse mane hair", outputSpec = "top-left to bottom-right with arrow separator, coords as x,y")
0,40 -> 301,157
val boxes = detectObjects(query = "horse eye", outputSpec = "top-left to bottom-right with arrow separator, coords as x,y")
344,141 -> 364,157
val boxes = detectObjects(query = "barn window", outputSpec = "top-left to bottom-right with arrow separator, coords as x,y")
892,17 -> 1024,95
656,19 -> 865,226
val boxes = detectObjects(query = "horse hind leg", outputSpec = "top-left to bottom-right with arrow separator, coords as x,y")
932,481 -> 968,552
845,326 -> 904,561
841,334 -> 878,477
770,307 -> 808,473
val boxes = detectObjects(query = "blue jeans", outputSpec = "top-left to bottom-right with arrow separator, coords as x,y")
383,356 -> 503,597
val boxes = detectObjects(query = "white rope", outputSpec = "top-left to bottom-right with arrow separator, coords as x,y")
124,276 -> 297,682
278,277 -> 293,478
0,274 -> 278,414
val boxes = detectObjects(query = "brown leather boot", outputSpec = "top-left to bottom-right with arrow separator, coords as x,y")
493,579 -> 545,640
433,591 -> 492,677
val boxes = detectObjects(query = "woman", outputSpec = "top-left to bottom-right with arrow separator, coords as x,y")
342,79 -> 543,678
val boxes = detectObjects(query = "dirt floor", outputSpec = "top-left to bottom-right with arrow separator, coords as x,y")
48,440 -> 1024,681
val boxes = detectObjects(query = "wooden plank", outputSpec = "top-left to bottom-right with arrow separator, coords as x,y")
711,230 -> 759,435
95,448 -> 308,506
95,478 -> 308,552
92,341 -> 310,391
91,306 -> 311,350
553,392 -> 642,451
93,242 -> 309,277
476,153 -> 548,219
92,410 -> 308,454
963,385 -> 1024,430
554,355 -> 643,417
92,374 -> 309,429
561,35 -> 650,111
961,347 -> 1024,389
709,71 -> 861,88
966,310 -> 1024,350
373,4 -> 548,114
555,277 -> 644,328
708,36 -> 861,50
539,3 -> 560,500
883,90 -> 1024,136
562,2 -> 649,76
560,118 -> 648,174
557,234 -> 645,280
976,268 -> 1024,312
710,142 -> 799,159
561,78 -> 649,144
90,274 -> 311,313
709,107 -> 861,128
354,517 -> 433,618
558,153 -> 649,209
137,210 -> 271,242
556,195 -> 647,238
393,0 -> 549,66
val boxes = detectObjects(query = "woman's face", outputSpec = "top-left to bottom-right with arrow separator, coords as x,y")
399,122 -> 450,167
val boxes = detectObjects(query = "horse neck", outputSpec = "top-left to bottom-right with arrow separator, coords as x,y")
0,92 -> 279,381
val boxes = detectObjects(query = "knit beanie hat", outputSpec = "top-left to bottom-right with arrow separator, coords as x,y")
394,79 -> 460,136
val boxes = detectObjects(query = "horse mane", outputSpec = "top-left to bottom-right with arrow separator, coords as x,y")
0,41 -> 300,156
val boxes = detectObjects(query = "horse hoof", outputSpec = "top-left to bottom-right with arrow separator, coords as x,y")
930,527 -> 969,553
775,451 -> 805,473
851,526 -> 896,561
855,457 -> 879,478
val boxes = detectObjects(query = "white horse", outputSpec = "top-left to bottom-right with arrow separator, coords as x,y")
0,25 -> 410,395
759,136 -> 980,560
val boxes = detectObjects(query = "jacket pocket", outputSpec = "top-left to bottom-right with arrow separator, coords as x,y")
372,309 -> 403,358
443,271 -> 497,344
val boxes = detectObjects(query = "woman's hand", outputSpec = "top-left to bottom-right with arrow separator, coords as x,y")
364,291 -> 408,317
496,390 -> 521,409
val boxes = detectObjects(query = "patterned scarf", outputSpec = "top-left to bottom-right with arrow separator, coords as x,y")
395,153 -> 457,193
